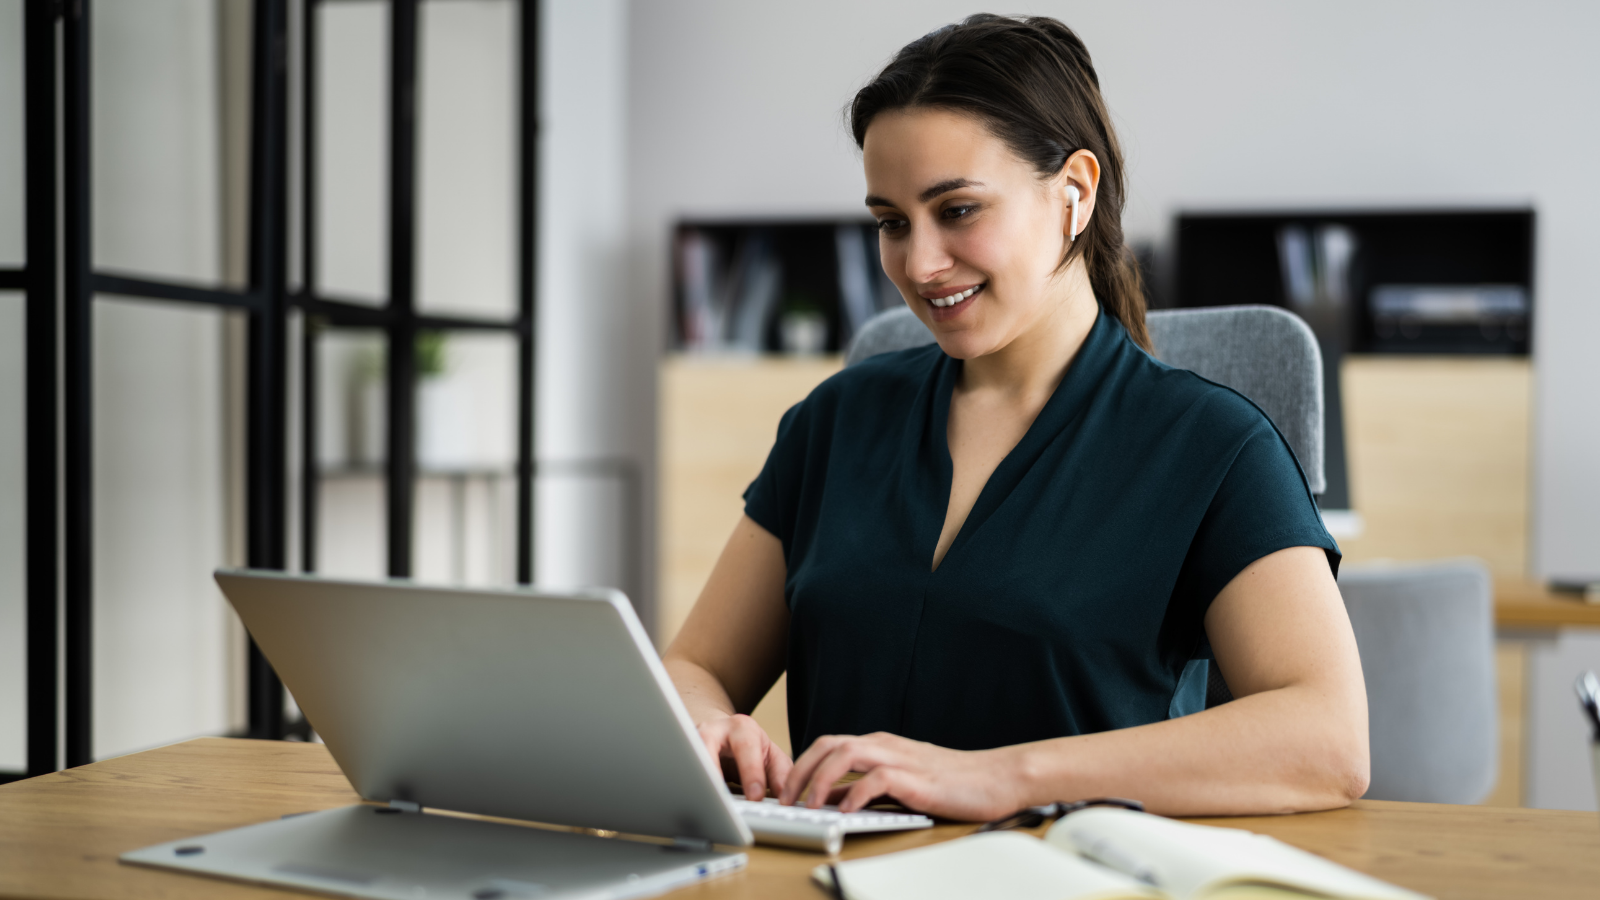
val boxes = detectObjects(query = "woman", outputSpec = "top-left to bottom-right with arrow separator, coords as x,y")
663,14 -> 1368,821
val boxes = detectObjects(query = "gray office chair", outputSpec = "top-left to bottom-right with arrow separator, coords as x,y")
846,304 -> 1325,492
1338,559 -> 1498,804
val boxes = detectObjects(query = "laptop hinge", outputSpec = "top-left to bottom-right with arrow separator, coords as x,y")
387,799 -> 422,813
670,836 -> 714,853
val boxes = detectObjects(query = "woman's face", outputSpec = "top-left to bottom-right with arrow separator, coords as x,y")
863,108 -> 1088,360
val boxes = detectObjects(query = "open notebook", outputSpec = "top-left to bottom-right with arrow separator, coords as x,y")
814,808 -> 1429,900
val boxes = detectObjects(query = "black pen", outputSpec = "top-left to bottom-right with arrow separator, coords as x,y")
827,863 -> 848,900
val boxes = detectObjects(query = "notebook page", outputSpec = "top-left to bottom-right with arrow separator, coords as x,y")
815,831 -> 1161,900
1046,809 -> 1430,900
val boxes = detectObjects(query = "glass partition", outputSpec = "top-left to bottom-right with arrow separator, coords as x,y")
92,297 -> 242,760
91,0 -> 228,288
0,0 -> 22,267
412,331 -> 518,585
0,293 -> 24,771
416,0 -> 517,319
315,0 -> 389,304
313,327 -> 389,579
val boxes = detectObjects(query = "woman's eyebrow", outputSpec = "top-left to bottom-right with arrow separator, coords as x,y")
864,178 -> 985,209
917,178 -> 981,202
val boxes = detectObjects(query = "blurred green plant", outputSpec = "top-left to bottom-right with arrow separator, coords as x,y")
781,290 -> 823,317
351,331 -> 450,383
416,330 -> 448,378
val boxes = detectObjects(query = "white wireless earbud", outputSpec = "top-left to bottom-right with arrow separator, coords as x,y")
1068,185 -> 1080,242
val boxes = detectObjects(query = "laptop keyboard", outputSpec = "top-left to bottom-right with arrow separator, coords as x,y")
733,798 -> 932,853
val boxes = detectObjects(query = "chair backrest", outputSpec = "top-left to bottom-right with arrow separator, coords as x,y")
1146,307 -> 1324,495
845,305 -> 1326,493
1338,559 -> 1498,804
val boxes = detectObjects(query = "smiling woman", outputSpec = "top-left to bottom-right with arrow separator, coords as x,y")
853,17 -> 1148,356
662,14 -> 1369,823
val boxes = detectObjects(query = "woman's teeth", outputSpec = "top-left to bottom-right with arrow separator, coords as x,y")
929,285 -> 982,308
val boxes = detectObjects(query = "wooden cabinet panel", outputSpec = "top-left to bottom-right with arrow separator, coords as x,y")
659,356 -> 843,754
1339,356 -> 1532,577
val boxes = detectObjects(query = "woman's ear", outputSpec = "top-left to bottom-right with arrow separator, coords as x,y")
1060,149 -> 1101,241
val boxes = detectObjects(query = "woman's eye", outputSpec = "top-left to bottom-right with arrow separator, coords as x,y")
877,218 -> 907,234
941,205 -> 976,221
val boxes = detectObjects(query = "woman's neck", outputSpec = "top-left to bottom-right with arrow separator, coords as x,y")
958,259 -> 1099,406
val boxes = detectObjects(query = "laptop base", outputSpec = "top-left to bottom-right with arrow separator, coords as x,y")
120,804 -> 746,900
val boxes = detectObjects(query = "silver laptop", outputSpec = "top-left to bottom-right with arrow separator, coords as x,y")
121,570 -> 751,900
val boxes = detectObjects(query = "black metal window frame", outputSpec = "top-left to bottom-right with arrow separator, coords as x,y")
5,0 -> 540,779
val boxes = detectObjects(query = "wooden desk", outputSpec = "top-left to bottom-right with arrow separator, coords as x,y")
1,739 -> 1597,900
1495,579 -> 1600,630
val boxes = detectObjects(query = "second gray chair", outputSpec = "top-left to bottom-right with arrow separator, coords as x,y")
1338,559 -> 1498,804
846,304 -> 1325,492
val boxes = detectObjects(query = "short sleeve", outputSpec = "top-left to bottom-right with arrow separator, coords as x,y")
742,399 -> 808,545
1181,423 -> 1341,610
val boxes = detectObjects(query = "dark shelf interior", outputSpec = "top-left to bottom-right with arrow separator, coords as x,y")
1175,209 -> 1535,355
673,219 -> 896,354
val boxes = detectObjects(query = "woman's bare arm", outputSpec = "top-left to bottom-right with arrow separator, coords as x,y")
781,545 -> 1370,818
663,515 -> 793,799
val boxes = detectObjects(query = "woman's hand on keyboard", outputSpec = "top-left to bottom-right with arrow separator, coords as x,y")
778,731 -> 1022,821
698,713 -> 794,802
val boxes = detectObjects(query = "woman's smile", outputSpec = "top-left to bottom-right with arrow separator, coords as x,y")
923,282 -> 986,318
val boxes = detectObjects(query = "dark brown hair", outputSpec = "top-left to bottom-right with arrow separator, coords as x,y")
850,14 -> 1150,351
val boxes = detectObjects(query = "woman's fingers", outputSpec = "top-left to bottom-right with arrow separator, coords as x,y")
723,715 -> 774,800
788,734 -> 899,809
835,766 -> 907,813
770,731 -> 1010,820
802,742 -> 878,808
764,742 -> 794,798
696,721 -> 730,777
779,734 -> 846,805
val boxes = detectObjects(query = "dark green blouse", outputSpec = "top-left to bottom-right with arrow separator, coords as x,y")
743,309 -> 1338,755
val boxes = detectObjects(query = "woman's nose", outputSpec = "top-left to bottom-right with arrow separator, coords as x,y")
903,227 -> 954,284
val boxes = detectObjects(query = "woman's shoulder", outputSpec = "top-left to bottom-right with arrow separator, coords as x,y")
757,343 -> 941,485
1113,340 -> 1280,441
799,342 -> 944,415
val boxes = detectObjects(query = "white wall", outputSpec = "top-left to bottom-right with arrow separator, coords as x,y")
627,1 -> 1600,804
535,0 -> 648,623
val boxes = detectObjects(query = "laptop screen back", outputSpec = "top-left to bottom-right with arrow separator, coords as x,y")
215,570 -> 750,846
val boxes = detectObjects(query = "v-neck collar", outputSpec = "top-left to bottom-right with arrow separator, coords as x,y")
926,309 -> 1125,571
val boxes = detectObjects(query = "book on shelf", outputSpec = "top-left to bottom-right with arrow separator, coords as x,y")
676,229 -> 723,352
728,231 -> 783,351
674,221 -> 904,355
835,223 -> 880,337
814,807 -> 1428,900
